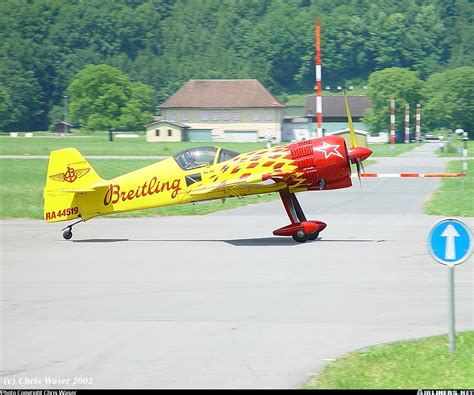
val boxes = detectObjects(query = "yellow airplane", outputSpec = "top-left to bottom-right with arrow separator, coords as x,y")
44,95 -> 372,242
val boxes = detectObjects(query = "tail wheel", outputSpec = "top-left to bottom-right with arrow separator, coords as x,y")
63,229 -> 73,240
61,218 -> 82,240
292,231 -> 308,243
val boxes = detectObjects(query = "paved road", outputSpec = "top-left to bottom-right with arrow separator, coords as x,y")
1,143 -> 472,389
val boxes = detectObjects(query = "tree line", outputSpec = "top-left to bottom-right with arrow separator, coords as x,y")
0,0 -> 472,132
366,66 -> 474,137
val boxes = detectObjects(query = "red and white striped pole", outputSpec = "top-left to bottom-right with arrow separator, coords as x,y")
390,97 -> 395,147
404,104 -> 410,144
463,132 -> 468,175
352,173 -> 466,178
315,17 -> 323,138
415,104 -> 421,143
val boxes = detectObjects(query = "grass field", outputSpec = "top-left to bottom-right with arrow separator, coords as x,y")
304,331 -> 474,389
436,140 -> 474,157
368,142 -> 422,157
0,135 -> 267,157
424,161 -> 473,216
1,134 -> 420,158
0,159 -> 279,219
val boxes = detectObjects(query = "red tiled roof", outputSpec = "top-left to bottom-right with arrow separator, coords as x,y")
160,79 -> 285,109
305,96 -> 372,118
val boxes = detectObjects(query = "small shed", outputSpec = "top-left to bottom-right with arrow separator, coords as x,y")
53,122 -> 72,134
146,120 -> 189,142
282,116 -> 310,141
326,128 -> 368,148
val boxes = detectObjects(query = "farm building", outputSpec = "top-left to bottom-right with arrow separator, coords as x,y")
304,95 -> 372,135
325,128 -> 369,147
152,79 -> 285,143
145,120 -> 189,142
282,96 -> 372,141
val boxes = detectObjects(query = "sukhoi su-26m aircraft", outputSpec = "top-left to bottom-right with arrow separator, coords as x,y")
42,95 -> 372,242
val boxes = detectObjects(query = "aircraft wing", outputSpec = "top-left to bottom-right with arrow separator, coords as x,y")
189,172 -> 291,197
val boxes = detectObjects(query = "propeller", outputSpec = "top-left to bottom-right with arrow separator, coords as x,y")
343,91 -> 372,186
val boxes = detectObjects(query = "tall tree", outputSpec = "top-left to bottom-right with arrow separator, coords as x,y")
0,83 -> 12,130
422,66 -> 474,138
0,60 -> 44,131
67,64 -> 155,131
440,0 -> 474,68
365,67 -> 423,134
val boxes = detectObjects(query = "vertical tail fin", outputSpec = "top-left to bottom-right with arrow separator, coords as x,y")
44,148 -> 107,222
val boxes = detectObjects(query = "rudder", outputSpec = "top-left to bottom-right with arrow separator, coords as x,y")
44,148 -> 106,222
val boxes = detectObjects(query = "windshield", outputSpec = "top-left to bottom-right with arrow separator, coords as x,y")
174,147 -> 218,170
218,148 -> 239,163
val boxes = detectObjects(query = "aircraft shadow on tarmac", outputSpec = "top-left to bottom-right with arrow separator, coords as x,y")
72,237 -> 385,246
72,239 -> 130,243
224,238 -> 385,246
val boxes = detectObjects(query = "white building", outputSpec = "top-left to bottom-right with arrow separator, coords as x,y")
152,79 -> 285,143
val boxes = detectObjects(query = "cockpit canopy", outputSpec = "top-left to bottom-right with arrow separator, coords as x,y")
173,146 -> 239,170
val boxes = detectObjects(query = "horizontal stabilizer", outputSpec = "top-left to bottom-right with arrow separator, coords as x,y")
57,184 -> 109,193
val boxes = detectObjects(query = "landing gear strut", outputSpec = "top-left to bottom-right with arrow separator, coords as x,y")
273,189 -> 326,243
61,219 -> 83,240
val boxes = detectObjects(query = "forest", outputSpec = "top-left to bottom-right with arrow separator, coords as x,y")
0,0 -> 472,131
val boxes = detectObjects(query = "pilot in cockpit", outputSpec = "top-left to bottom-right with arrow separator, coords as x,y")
183,150 -> 197,169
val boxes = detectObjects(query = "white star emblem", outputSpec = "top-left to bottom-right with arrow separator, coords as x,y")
314,142 -> 344,160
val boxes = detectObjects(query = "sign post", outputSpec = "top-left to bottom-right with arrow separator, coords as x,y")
447,265 -> 455,352
428,219 -> 472,353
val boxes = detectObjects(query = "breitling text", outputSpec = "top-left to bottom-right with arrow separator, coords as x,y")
103,176 -> 181,206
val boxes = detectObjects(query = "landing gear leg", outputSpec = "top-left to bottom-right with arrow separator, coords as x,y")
61,219 -> 83,240
273,189 -> 326,243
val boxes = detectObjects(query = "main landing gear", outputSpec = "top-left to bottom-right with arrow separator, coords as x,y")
273,189 -> 327,243
61,219 -> 83,240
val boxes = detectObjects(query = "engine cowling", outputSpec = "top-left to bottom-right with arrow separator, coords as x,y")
288,136 -> 366,191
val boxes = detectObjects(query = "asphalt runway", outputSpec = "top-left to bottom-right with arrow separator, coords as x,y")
1,144 -> 473,389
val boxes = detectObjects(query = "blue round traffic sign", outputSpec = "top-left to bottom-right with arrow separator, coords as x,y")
428,219 -> 473,266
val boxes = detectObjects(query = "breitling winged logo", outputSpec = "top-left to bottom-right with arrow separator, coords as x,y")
49,166 -> 90,183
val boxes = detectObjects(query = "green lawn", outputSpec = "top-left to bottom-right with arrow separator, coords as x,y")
0,135 -> 420,158
437,140 -> 474,157
0,135 -> 266,157
0,159 -> 278,219
424,161 -> 473,216
368,142 -> 423,157
304,331 -> 474,389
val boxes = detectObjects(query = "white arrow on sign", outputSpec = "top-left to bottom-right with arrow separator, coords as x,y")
441,224 -> 460,260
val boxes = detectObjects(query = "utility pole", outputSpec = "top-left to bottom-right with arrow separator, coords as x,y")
315,17 -> 322,138
404,104 -> 410,144
390,97 -> 395,148
416,104 -> 421,143
64,95 -> 68,135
